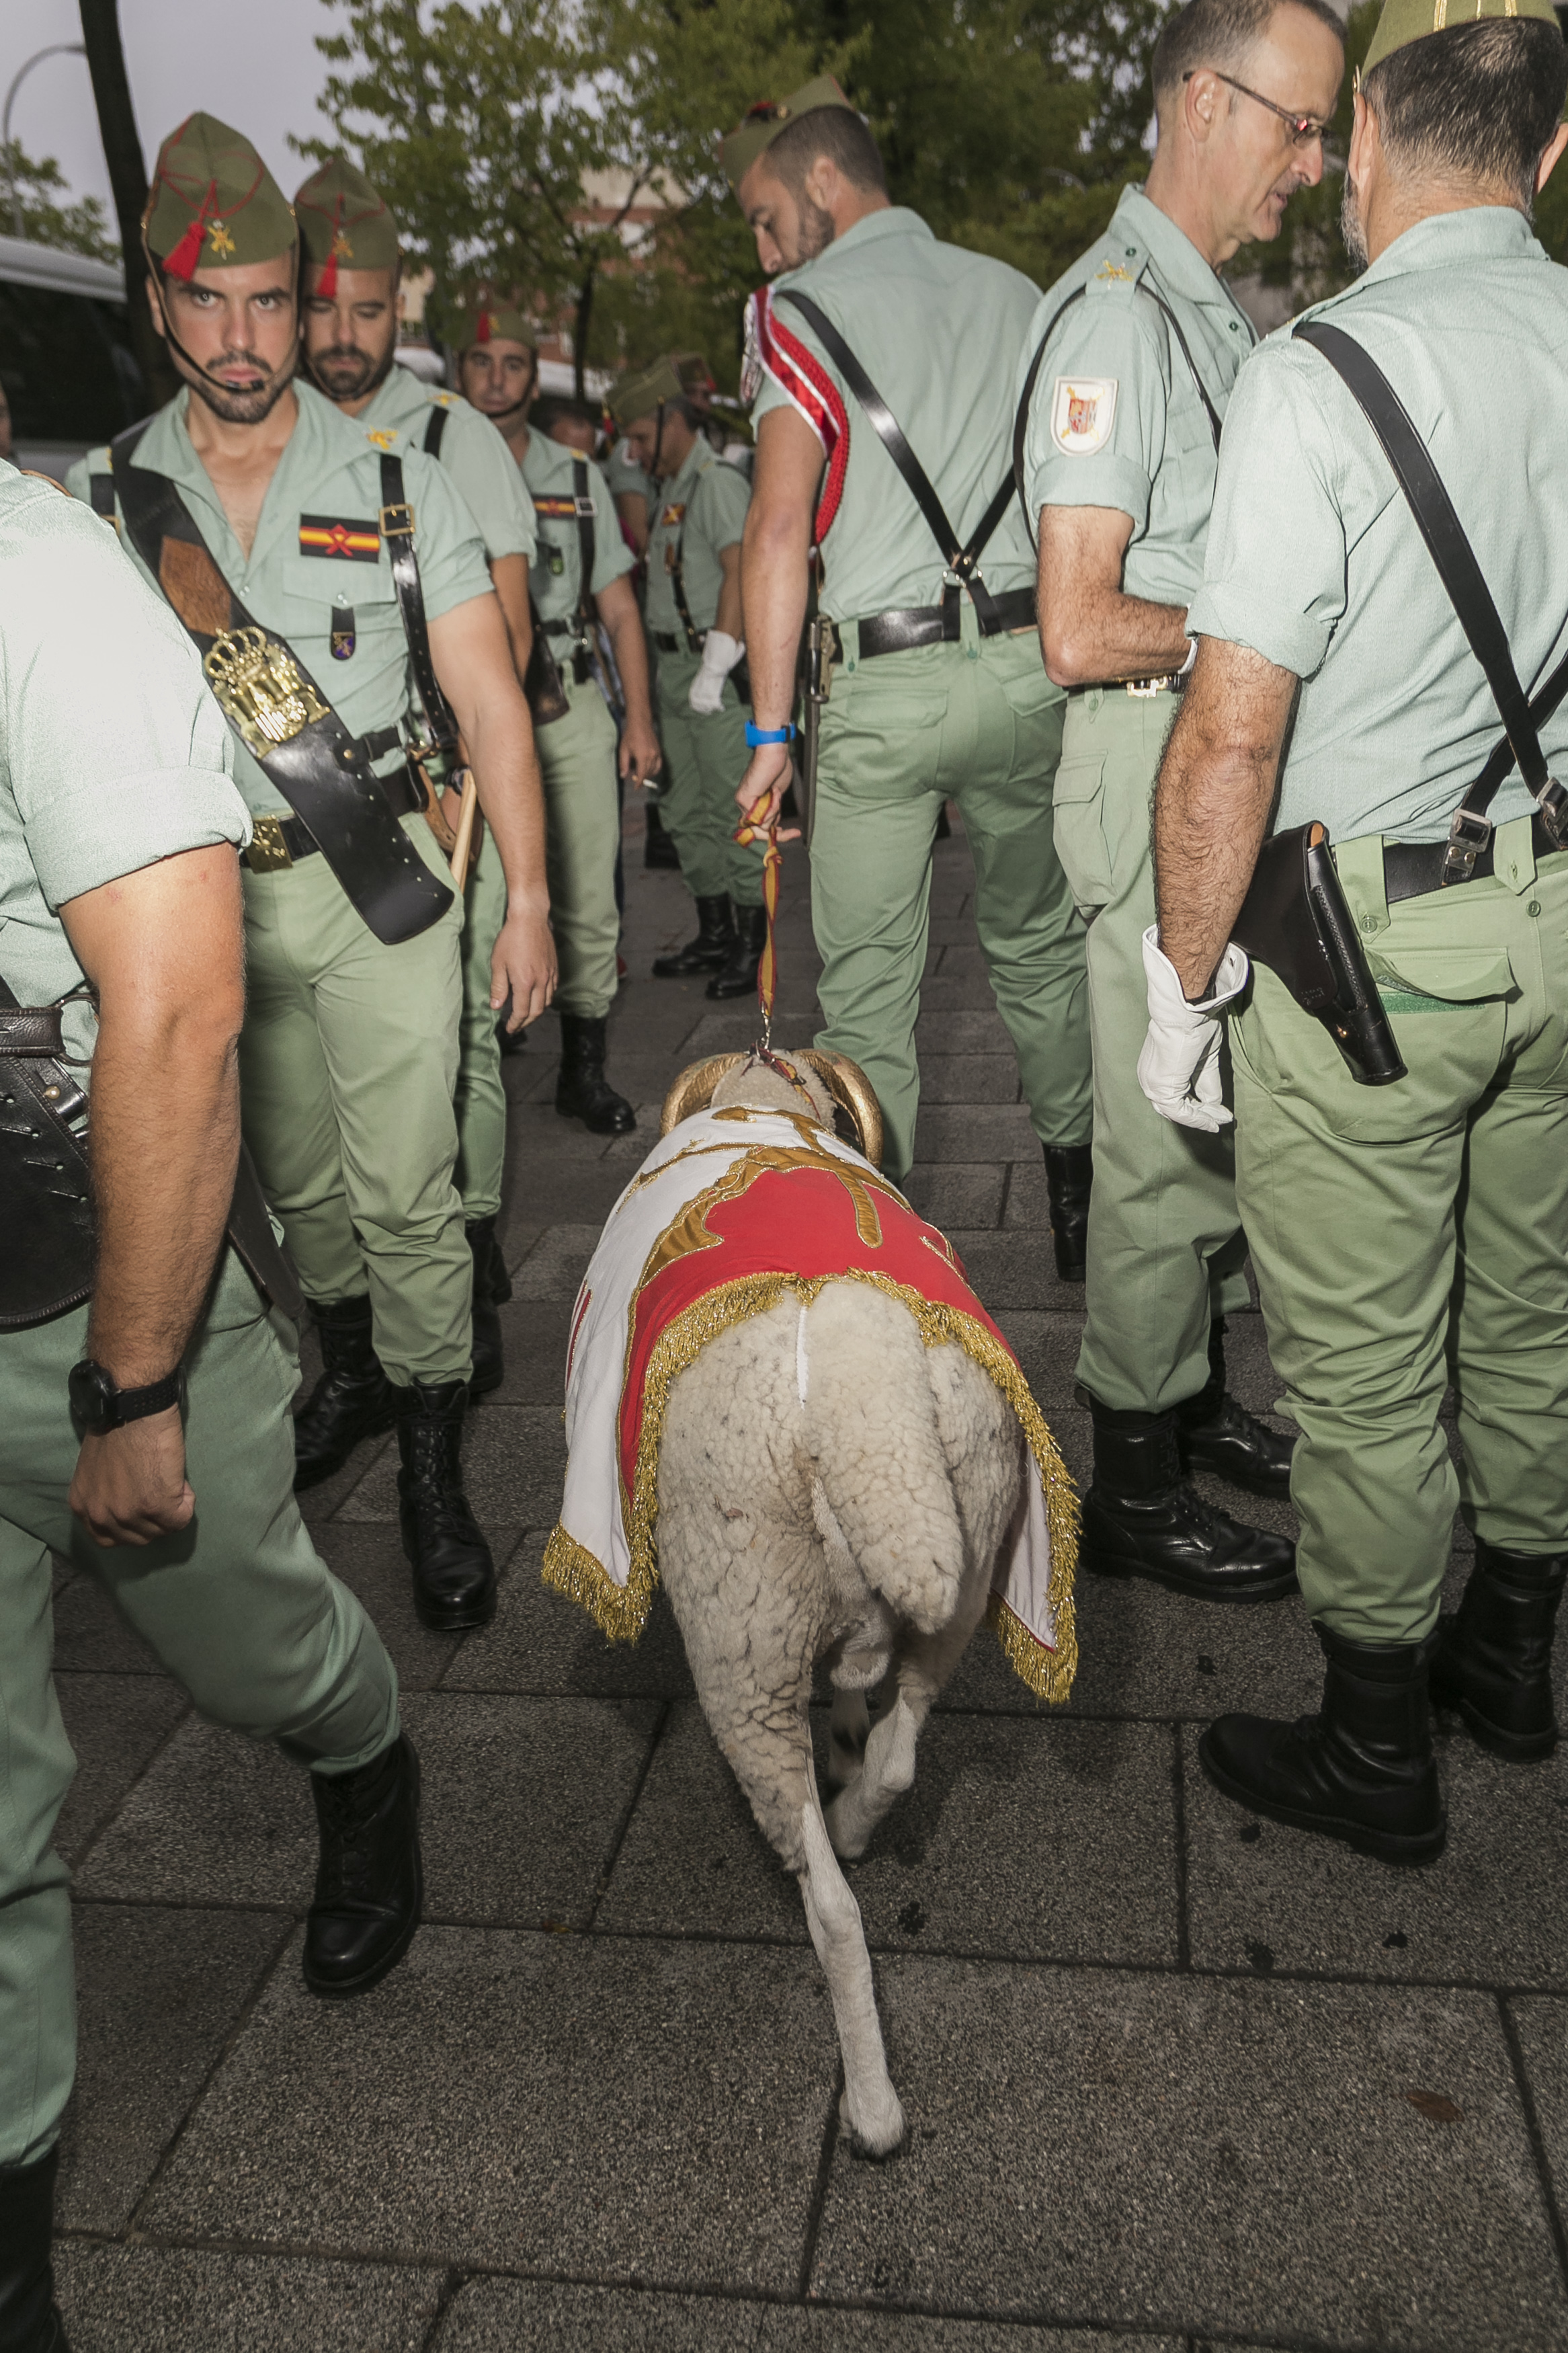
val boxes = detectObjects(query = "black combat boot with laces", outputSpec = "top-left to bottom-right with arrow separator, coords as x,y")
393,1379 -> 496,1630
303,1734 -> 423,1997
1081,1398 -> 1297,1603
292,1294 -> 397,1492
1176,1318 -> 1297,1499
653,893 -> 733,977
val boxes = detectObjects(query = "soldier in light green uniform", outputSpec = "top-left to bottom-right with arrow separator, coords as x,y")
68,116 -> 556,1634
1017,0 -> 1344,1601
614,356 -> 766,1000
1147,0 -> 1568,1860
604,431 -> 683,870
294,155 -> 542,1392
723,82 -> 1091,1195
454,307 -> 661,1129
0,463 -> 419,2350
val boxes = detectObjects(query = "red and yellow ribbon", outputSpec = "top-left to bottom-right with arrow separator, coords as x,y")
735,789 -> 783,1047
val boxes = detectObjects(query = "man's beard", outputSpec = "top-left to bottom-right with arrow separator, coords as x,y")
1341,175 -> 1369,273
308,340 -> 396,403
183,346 -> 296,425
794,192 -> 836,265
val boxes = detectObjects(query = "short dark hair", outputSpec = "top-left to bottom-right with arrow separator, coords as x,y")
1364,17 -> 1567,208
1152,0 -> 1344,111
761,104 -> 887,197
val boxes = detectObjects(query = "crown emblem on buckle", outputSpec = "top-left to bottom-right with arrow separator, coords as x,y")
204,627 -> 329,760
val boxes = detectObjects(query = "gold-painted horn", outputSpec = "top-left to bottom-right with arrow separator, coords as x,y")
659,1052 -> 747,1137
795,1050 -> 884,1170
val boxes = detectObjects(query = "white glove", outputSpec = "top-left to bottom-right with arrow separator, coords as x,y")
688,629 -> 744,715
1136,925 -> 1249,1133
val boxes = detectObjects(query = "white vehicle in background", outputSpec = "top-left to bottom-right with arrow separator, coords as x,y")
0,234 -> 142,478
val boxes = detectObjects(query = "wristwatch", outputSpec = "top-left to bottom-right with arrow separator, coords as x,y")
68,1359 -> 186,1436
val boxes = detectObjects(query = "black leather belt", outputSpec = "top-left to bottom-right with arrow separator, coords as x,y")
1384,812 -> 1566,904
1067,672 -> 1187,699
834,586 -> 1037,663
246,761 -> 424,874
543,619 -> 575,638
652,629 -> 684,653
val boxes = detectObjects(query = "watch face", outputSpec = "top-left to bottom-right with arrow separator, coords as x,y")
69,1358 -> 115,1432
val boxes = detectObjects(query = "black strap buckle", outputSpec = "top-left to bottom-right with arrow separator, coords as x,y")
1441,807 -> 1493,885
1538,779 -> 1568,850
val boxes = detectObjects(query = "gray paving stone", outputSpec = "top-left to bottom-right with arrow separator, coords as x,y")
53,1673 -> 188,1864
511,1223 -> 602,1300
914,1009 -> 1011,1055
1503,1995 -> 1568,2222
58,1902 -> 288,2231
1002,1156 -> 1053,1232
297,1430 -> 397,1527
338,1402 -> 565,1531
54,2243 -> 442,2353
912,973 -> 1002,1014
809,1962 -> 1568,2348
1185,1720 -> 1568,1990
759,2317 -> 1183,2352
915,1055 -> 1021,1105
434,2278 -> 770,2350
142,1925 -> 837,2291
990,1310 -> 1085,1420
903,1164 -> 1007,1230
940,1233 -> 1076,1314
600,1702 -> 1178,1968
913,1105 -> 1039,1163
75,1718 -> 318,1908
483,1292 -> 574,1406
402,1689 -> 660,1928
304,1520 -> 465,1689
447,1532 -> 696,1702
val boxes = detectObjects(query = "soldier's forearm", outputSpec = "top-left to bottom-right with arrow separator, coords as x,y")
466,701 -> 549,910
1153,640 -> 1294,996
740,499 -> 811,726
489,553 -> 534,687
603,592 -> 654,734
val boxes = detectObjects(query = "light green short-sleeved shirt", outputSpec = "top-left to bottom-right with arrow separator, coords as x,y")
354,366 -> 536,565
1017,185 -> 1256,608
68,381 -> 493,818
0,463 -> 249,1077
749,206 -> 1040,624
643,440 -> 749,639
1190,207 -> 1568,846
518,431 -> 631,629
604,442 -> 655,511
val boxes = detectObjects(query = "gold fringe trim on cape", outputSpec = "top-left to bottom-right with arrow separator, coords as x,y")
542,1267 -> 1079,1703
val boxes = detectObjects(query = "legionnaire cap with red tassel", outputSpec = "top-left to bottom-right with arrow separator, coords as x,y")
718,75 -> 856,194
452,303 -> 536,354
144,112 -> 297,281
608,355 -> 688,432
294,155 -> 399,299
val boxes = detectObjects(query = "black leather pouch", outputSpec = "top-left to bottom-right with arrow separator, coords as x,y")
1233,822 -> 1407,1086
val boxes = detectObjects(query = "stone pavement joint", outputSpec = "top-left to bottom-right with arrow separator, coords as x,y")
46,806 -> 1568,2352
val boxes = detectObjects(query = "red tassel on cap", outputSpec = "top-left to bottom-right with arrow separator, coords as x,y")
477,310 -> 492,343
164,179 -> 216,281
316,194 -> 343,300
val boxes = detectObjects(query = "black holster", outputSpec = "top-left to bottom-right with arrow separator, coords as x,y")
1232,822 -> 1407,1087
524,598 -> 570,727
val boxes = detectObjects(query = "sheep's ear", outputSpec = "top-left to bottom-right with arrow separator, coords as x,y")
659,1053 -> 747,1136
797,1051 -> 884,1170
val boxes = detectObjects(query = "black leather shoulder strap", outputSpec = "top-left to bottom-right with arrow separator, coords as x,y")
110,425 -> 452,945
378,450 -> 461,760
572,456 -> 595,627
1294,318 -> 1550,811
776,288 -> 1007,625
1143,280 -> 1224,452
1012,284 -> 1088,551
88,469 -> 117,521
423,403 -> 450,460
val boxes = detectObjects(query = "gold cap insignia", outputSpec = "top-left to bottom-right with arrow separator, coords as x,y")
208,220 -> 235,257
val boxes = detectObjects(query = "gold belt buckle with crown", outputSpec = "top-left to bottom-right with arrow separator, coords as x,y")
204,626 -> 328,760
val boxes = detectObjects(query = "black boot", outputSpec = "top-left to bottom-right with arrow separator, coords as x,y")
644,802 -> 682,869
1430,1538 -> 1568,1760
1200,1624 -> 1446,1864
465,1216 -> 511,1400
496,1006 -> 527,1058
1042,1141 -> 1092,1283
554,1012 -> 636,1135
653,894 -> 732,977
303,1734 -> 423,1998
0,2146 -> 69,2353
292,1295 -> 397,1492
1081,1401 -> 1297,1603
393,1379 -> 496,1631
707,902 -> 769,1000
1178,1319 -> 1296,1499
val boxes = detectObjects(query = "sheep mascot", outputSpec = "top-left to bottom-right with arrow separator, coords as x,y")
545,1045 -> 1077,2155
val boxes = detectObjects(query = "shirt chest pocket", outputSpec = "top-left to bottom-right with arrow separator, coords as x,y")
277,551 -> 402,667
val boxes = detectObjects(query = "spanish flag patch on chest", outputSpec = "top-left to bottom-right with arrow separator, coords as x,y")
659,503 -> 686,528
298,515 -> 382,561
534,495 -> 580,520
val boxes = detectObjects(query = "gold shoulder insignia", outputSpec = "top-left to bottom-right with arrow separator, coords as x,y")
366,427 -> 399,450
1095,260 -> 1135,283
431,393 -> 454,408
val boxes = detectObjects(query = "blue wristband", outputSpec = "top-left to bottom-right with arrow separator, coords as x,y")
745,721 -> 797,748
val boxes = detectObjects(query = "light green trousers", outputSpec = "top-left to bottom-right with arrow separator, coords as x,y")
0,1250 -> 400,2167
656,650 -> 765,908
1233,827 -> 1568,1642
238,811 -> 471,1386
811,610 -> 1091,1185
539,672 -> 623,1020
455,822 -> 507,1223
1053,688 -> 1249,1413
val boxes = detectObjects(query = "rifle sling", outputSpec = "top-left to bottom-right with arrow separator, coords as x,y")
110,424 -> 453,948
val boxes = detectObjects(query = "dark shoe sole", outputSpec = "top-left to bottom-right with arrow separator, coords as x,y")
302,1854 -> 425,2000
1429,1678 -> 1559,1762
555,1101 -> 636,1135
413,1585 -> 497,1633
292,1410 -> 398,1494
1052,1256 -> 1085,1285
1081,1541 -> 1298,1605
1182,1448 -> 1294,1501
706,975 -> 761,1000
468,1360 -> 505,1401
651,957 -> 728,978
1198,1728 -> 1446,1864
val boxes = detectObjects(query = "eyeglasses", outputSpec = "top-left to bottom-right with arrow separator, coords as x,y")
1183,68 -> 1330,147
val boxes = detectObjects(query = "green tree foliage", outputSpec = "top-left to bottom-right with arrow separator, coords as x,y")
0,141 -> 118,262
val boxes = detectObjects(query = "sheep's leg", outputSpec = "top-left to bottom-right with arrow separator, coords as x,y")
799,1795 -> 905,2157
825,1686 -> 871,1797
825,1558 -> 993,1862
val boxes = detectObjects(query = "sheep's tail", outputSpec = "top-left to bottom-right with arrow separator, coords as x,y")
799,1281 -> 967,1635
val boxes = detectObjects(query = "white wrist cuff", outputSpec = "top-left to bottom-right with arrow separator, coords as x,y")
1177,637 -> 1197,679
699,629 -> 744,676
1142,926 -> 1249,1014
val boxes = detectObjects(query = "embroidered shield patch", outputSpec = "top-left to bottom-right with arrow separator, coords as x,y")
1050,376 -> 1118,457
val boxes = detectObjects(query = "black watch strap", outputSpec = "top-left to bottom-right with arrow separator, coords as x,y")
70,1358 -> 185,1432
